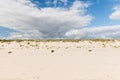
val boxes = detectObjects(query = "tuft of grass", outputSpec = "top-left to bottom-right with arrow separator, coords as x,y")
35,44 -> 39,49
47,48 -> 49,50
27,42 -> 30,45
1,45 -> 4,47
26,46 -> 29,48
20,45 -> 24,47
35,44 -> 39,47
114,46 -> 118,48
8,51 -> 12,54
89,41 -> 92,44
102,43 -> 106,47
51,50 -> 55,53
65,47 -> 69,49
77,46 -> 81,48
88,50 -> 92,52
45,45 -> 48,47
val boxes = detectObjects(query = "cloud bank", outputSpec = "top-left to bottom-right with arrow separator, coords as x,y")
0,0 -> 92,39
110,5 -> 120,20
66,25 -> 120,39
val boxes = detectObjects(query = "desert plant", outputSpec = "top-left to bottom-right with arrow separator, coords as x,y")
51,50 -> 55,53
102,43 -> 106,47
88,50 -> 92,52
27,42 -> 30,45
65,47 -> 69,49
77,46 -> 81,48
8,51 -> 12,54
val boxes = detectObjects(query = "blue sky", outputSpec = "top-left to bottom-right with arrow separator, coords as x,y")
89,0 -> 120,26
31,0 -> 120,26
0,0 -> 120,39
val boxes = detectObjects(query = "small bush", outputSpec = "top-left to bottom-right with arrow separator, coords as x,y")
88,50 -> 92,52
8,51 -> 12,54
51,50 -> 55,53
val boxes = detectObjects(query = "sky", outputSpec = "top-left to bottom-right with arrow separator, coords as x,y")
0,0 -> 120,39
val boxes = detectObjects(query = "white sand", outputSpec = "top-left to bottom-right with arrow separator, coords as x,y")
0,40 -> 120,80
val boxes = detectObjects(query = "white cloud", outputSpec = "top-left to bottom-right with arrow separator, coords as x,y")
0,0 -> 92,39
65,25 -> 120,39
110,5 -> 120,20
9,30 -> 45,39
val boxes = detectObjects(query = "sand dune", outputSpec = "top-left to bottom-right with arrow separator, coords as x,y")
0,40 -> 120,80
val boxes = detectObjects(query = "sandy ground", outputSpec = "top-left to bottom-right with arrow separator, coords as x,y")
0,40 -> 120,80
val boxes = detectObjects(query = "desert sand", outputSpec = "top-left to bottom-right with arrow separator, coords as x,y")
0,39 -> 120,80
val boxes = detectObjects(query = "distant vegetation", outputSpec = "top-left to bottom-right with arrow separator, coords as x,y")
0,39 -> 119,42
